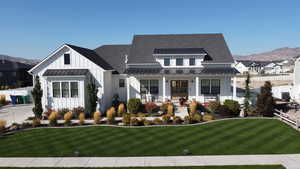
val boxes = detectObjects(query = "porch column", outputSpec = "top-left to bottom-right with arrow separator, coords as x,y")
195,76 -> 199,101
233,76 -> 237,100
163,76 -> 166,101
126,77 -> 130,101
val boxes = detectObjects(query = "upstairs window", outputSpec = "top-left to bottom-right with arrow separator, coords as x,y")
189,58 -> 195,66
176,58 -> 183,66
64,54 -> 70,65
164,58 -> 170,66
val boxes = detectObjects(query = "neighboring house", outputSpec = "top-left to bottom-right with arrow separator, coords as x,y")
29,33 -> 239,112
234,60 -> 265,74
264,62 -> 282,74
233,61 -> 248,74
0,59 -> 33,88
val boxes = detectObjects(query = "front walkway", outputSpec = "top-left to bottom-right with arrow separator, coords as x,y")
0,154 -> 299,169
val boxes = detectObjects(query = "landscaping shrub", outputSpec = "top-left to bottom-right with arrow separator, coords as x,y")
167,104 -> 174,116
106,107 -> 116,124
162,114 -> 171,124
93,111 -> 101,124
130,117 -> 139,126
0,95 -> 6,106
224,99 -> 241,116
203,114 -> 214,121
137,112 -> 146,117
86,80 -> 98,115
31,76 -> 43,118
184,115 -> 191,124
208,101 -> 221,113
218,105 -> 231,117
189,101 -> 197,115
145,102 -> 158,113
117,103 -> 126,117
0,120 -> 6,133
173,116 -> 183,124
58,108 -> 69,119
144,120 -> 153,126
49,111 -> 58,126
79,113 -> 85,125
191,113 -> 202,123
153,118 -> 162,125
72,107 -> 84,118
160,103 -> 168,113
127,98 -> 142,113
122,113 -> 131,126
64,112 -> 73,126
112,94 -> 120,109
32,118 -> 41,127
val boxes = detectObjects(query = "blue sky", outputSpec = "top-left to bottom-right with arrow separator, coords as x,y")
0,0 -> 299,59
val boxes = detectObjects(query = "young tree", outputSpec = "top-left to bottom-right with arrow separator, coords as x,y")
86,79 -> 98,115
31,76 -> 43,118
244,72 -> 251,114
256,81 -> 275,117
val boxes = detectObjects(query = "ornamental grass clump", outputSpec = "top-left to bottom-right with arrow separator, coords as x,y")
64,111 -> 73,126
0,120 -> 6,133
122,113 -> 131,126
106,107 -> 116,124
49,111 -> 58,126
32,118 -> 41,127
117,104 -> 126,117
162,114 -> 171,124
203,114 -> 214,121
153,118 -> 162,125
190,101 -> 197,115
93,111 -> 101,124
130,117 -> 139,126
79,113 -> 85,125
167,104 -> 174,116
191,113 -> 202,123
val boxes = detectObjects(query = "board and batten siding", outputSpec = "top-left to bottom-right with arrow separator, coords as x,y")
31,46 -> 110,112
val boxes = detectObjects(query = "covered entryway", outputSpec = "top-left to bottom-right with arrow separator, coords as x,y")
171,80 -> 188,99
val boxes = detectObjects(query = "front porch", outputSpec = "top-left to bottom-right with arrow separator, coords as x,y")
126,74 -> 237,103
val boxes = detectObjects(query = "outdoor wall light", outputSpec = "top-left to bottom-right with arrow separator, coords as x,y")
191,80 -> 194,83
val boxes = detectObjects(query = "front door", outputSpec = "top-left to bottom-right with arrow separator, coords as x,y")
171,80 -> 188,100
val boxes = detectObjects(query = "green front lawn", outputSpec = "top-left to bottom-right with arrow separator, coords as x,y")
0,166 -> 286,169
0,119 -> 299,157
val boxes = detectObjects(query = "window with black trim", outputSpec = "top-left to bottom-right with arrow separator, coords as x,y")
64,54 -> 70,65
176,58 -> 183,66
119,79 -> 125,88
52,82 -> 61,98
71,82 -> 79,98
164,58 -> 170,66
189,58 -> 195,66
201,79 -> 220,94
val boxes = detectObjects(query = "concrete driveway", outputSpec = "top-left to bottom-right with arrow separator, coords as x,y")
0,104 -> 34,126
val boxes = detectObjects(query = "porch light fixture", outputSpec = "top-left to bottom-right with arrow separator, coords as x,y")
191,80 -> 194,83
166,80 -> 169,83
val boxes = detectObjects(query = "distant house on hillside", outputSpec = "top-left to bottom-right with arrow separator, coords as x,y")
0,59 -> 33,88
234,60 -> 267,74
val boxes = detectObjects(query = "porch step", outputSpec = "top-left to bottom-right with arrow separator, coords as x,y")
174,105 -> 189,119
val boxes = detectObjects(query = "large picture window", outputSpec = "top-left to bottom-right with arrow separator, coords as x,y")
52,81 -> 79,98
140,79 -> 159,95
201,79 -> 220,94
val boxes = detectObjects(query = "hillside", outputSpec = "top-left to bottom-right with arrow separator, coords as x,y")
234,47 -> 300,61
0,54 -> 40,65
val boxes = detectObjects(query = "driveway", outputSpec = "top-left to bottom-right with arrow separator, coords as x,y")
0,104 -> 34,126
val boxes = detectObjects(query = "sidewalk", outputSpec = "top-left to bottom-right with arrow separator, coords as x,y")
0,154 -> 299,169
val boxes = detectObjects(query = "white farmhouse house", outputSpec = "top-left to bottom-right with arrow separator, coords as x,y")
29,34 -> 239,113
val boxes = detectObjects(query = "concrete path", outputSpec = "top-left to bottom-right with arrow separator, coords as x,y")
0,154 -> 299,169
0,104 -> 34,126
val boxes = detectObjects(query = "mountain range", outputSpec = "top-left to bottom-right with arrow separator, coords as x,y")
0,54 -> 40,65
234,47 -> 300,61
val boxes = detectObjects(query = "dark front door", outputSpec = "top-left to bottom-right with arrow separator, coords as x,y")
171,80 -> 188,99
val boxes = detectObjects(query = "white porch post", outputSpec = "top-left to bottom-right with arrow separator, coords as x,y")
195,76 -> 199,101
126,77 -> 130,101
163,76 -> 166,101
233,76 -> 237,100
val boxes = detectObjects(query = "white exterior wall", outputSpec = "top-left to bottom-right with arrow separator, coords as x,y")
112,74 -> 127,102
30,46 -> 109,111
155,56 -> 203,68
293,58 -> 300,102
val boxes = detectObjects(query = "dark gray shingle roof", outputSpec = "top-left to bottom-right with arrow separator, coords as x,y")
66,44 -> 114,70
43,69 -> 89,76
94,45 -> 131,74
128,34 -> 233,64
153,48 -> 207,55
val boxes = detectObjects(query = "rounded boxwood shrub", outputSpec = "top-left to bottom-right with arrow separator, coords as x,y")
127,98 -> 142,113
93,111 -> 101,124
208,101 -> 221,113
223,99 -> 241,117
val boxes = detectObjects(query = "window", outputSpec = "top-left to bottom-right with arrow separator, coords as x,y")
119,79 -> 125,88
64,54 -> 70,65
211,79 -> 220,94
189,58 -> 195,66
201,79 -> 220,94
70,82 -> 79,98
0,72 -> 3,77
176,58 -> 183,66
150,80 -> 159,95
201,79 -> 210,94
61,82 -> 69,98
52,82 -> 61,98
164,58 -> 170,66
140,79 -> 159,95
